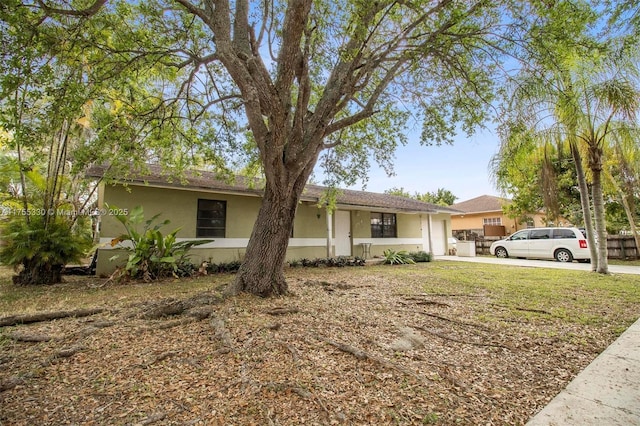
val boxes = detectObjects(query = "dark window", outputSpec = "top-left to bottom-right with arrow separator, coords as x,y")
530,229 -> 551,239
553,229 -> 576,239
371,212 -> 397,238
197,199 -> 226,237
510,230 -> 529,240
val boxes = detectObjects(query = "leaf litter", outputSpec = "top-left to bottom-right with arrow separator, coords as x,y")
0,265 -> 635,425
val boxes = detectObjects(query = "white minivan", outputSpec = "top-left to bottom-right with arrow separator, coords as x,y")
489,227 -> 590,263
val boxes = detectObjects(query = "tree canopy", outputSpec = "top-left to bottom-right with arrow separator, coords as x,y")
3,0 -> 636,290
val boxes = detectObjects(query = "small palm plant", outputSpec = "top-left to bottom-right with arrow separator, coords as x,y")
382,249 -> 416,265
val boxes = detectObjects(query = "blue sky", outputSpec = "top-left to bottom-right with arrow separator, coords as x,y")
345,124 -> 502,203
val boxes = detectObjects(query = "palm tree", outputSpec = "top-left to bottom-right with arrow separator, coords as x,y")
496,44 -> 639,273
605,130 -> 640,254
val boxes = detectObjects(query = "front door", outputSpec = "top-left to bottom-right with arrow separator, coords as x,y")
334,210 -> 352,256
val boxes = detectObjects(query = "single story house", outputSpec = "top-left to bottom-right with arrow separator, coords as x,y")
450,194 -> 569,239
87,165 -> 461,276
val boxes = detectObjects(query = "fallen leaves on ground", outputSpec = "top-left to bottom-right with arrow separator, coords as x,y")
0,265 -> 634,425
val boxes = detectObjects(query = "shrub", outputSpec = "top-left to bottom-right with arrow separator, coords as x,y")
205,260 -> 242,274
409,251 -> 432,262
110,205 -> 212,281
288,257 -> 366,268
0,214 -> 92,285
382,249 -> 416,265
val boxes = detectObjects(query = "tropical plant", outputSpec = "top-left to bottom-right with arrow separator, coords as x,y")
493,3 -> 640,274
408,251 -> 432,263
110,206 -> 212,281
0,214 -> 92,285
382,249 -> 416,265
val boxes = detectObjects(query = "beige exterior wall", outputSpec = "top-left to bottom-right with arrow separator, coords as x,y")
99,184 -> 263,239
95,183 -> 452,275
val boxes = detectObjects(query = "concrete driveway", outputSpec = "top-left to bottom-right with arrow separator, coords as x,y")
434,255 -> 640,275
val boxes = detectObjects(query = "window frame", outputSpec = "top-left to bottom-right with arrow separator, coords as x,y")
196,199 -> 227,238
370,212 -> 397,238
483,217 -> 502,226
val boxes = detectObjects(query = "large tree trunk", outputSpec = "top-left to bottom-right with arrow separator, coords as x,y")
590,166 -> 609,274
570,143 -> 598,271
227,174 -> 308,297
587,144 -> 609,274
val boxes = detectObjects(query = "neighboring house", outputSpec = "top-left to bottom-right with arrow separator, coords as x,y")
87,165 -> 461,275
450,195 -> 554,240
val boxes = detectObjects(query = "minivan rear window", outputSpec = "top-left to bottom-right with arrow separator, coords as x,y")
553,229 -> 576,239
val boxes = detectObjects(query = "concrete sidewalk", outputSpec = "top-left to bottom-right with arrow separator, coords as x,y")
526,317 -> 640,425
434,255 -> 640,425
434,255 -> 640,275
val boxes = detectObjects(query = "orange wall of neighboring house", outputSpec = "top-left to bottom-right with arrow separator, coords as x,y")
452,212 -> 550,236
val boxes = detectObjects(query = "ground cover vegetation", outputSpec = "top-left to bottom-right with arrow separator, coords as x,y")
1,262 -> 639,425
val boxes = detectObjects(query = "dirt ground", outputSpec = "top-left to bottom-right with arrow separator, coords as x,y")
0,265 -> 634,425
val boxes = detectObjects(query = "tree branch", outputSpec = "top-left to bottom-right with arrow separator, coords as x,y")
36,0 -> 107,17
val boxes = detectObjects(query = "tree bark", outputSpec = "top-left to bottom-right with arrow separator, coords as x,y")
228,173 -> 308,297
589,148 -> 609,274
570,142 -> 598,271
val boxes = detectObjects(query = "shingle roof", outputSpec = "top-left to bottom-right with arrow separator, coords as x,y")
450,195 -> 510,214
86,164 -> 462,215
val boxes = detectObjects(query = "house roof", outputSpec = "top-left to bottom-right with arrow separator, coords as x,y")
86,164 -> 462,215
450,195 -> 510,215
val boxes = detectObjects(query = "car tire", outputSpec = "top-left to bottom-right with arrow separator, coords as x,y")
555,248 -> 573,262
495,247 -> 508,258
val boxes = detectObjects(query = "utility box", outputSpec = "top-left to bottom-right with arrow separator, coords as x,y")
456,241 -> 476,257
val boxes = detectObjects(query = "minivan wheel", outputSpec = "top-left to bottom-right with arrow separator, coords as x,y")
495,247 -> 508,258
555,249 -> 573,262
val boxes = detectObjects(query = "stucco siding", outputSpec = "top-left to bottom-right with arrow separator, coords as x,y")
94,183 -> 453,275
100,184 -> 263,239
294,202 -> 327,238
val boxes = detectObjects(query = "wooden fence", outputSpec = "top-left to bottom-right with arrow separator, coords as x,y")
472,235 -> 639,259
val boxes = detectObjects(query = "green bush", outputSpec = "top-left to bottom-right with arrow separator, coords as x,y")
289,257 -> 366,268
382,249 -> 416,265
205,260 -> 242,274
110,205 -> 212,281
0,215 -> 92,285
409,251 -> 432,262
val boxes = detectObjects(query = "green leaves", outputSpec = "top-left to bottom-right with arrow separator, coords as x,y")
382,249 -> 416,265
0,214 -> 92,285
110,205 -> 212,281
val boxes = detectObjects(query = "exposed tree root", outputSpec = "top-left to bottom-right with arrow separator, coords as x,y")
137,292 -> 222,319
315,334 -> 430,384
416,311 -> 492,331
41,345 -> 88,367
144,351 -> 180,367
411,324 -> 513,350
211,316 -> 233,349
400,296 -> 450,307
265,306 -> 300,316
490,303 -> 552,315
140,412 -> 167,425
0,307 -> 106,327
0,376 -> 22,392
8,332 -> 54,342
